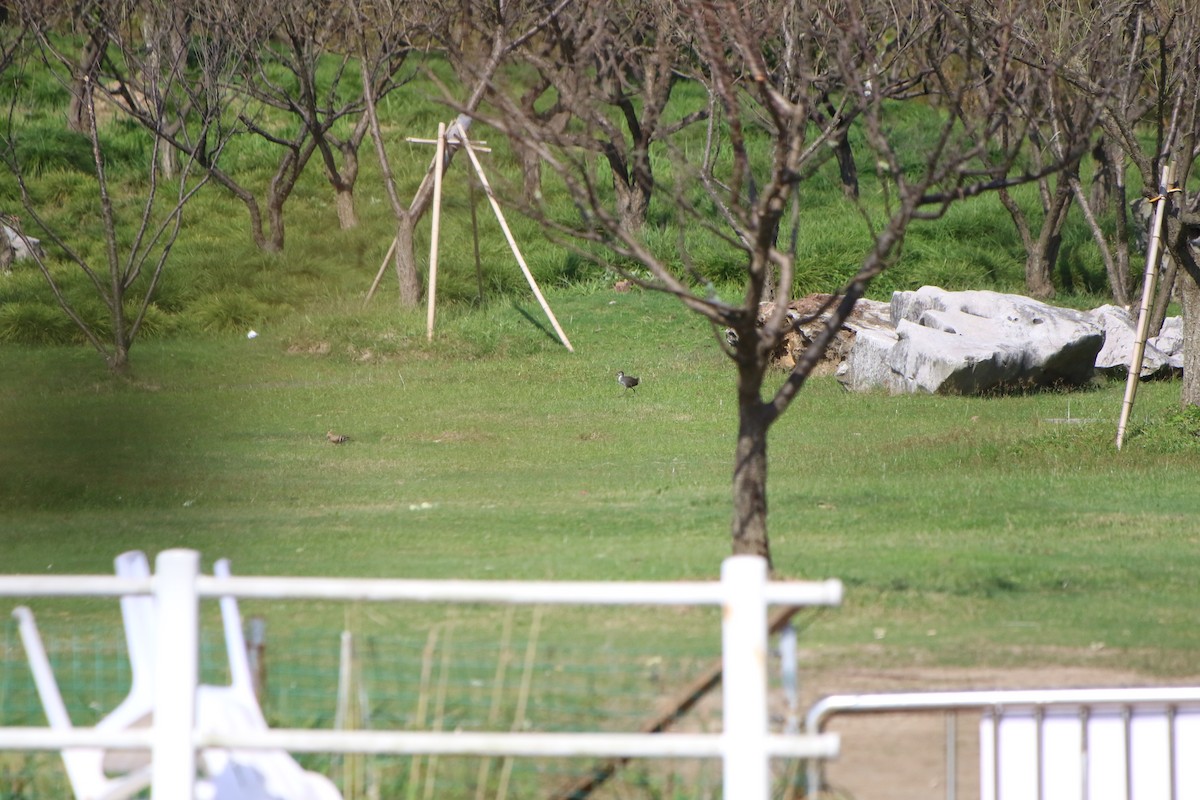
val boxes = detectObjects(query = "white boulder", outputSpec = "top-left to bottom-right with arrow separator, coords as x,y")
837,287 -> 1106,394
1153,316 -> 1184,362
1089,304 -> 1182,378
3,224 -> 41,260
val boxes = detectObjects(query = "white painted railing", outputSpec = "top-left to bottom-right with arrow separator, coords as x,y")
806,687 -> 1200,800
1,550 -> 842,799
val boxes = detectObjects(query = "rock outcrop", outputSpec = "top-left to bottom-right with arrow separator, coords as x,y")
761,287 -> 1182,395
1089,304 -> 1183,379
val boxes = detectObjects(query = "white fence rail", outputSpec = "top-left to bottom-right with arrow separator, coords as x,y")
1,550 -> 842,800
805,687 -> 1200,800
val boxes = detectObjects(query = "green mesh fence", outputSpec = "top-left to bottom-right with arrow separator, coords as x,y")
1,605 -> 804,800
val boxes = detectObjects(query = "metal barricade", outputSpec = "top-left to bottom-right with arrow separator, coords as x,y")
805,687 -> 1200,800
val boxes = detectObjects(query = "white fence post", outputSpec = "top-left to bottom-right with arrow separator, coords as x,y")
151,549 -> 200,800
721,555 -> 770,799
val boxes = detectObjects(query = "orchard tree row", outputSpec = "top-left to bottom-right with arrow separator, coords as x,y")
2,1 -> 1199,561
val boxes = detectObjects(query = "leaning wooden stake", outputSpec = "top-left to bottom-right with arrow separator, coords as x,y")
426,122 -> 447,341
546,604 -> 806,800
469,169 -> 485,305
364,236 -> 398,307
454,123 -> 575,353
1116,162 -> 1173,450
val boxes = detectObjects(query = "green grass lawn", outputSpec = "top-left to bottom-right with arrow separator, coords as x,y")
3,287 -> 1199,677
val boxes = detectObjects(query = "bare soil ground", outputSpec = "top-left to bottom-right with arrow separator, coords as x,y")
800,664 -> 1200,800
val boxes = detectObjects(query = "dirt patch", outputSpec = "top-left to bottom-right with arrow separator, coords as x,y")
286,340 -> 332,355
800,664 -> 1200,800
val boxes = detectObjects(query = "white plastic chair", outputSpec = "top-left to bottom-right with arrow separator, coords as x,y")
14,551 -> 341,800
199,557 -> 342,800
116,552 -> 340,799
12,604 -> 155,800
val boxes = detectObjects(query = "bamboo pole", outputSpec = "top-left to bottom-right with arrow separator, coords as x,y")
426,123 -> 446,342
454,123 -> 575,353
1116,162 -> 1173,450
469,169 -> 485,305
422,625 -> 454,800
495,607 -> 542,800
474,607 -> 515,800
406,625 -> 440,800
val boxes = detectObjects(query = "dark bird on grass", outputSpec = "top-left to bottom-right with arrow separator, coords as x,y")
326,430 -> 350,444
616,370 -> 640,391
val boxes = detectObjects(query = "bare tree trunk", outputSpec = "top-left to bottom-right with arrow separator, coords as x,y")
1070,175 -> 1132,308
358,52 -> 419,305
67,34 -> 105,133
334,134 -> 363,229
731,359 -> 772,568
317,123 -> 366,230
1002,181 -> 1069,300
392,217 -> 422,306
1089,138 -> 1115,216
1025,236 -> 1060,300
262,141 -> 316,252
106,344 -> 131,378
517,143 -> 542,199
1148,256 -> 1177,337
1108,152 -> 1134,304
614,179 -> 651,232
266,196 -> 286,252
512,84 -> 552,198
1180,273 -> 1200,407
335,186 -> 357,229
732,413 -> 772,566
834,131 -> 859,198
201,165 -> 270,249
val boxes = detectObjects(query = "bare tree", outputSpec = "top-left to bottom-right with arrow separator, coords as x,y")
501,0 -> 706,231
350,0 -> 442,305
1050,5 -> 1200,406
482,0 -> 1097,566
993,106 -> 1077,300
3,0 -> 246,376
230,0 -> 416,236
1138,7 -> 1200,407
929,4 -> 1145,303
85,0 -> 372,250
1054,4 -> 1159,309
442,0 -> 559,199
1076,133 -> 1140,308
355,0 -> 571,306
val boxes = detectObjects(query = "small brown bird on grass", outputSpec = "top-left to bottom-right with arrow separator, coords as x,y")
326,430 -> 350,444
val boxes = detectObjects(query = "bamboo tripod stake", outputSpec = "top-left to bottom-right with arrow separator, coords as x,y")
1116,162 -> 1174,450
370,120 -> 575,353
454,122 -> 574,352
426,122 -> 446,341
